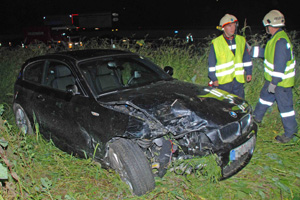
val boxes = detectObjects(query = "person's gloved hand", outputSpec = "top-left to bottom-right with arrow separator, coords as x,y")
267,83 -> 276,93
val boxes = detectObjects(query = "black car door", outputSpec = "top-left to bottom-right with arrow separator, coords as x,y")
33,60 -> 91,154
16,60 -> 46,126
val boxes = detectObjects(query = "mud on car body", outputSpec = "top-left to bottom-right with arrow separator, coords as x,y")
13,49 -> 257,196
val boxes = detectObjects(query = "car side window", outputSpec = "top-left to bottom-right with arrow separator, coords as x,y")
43,61 -> 79,93
121,60 -> 158,86
23,61 -> 44,84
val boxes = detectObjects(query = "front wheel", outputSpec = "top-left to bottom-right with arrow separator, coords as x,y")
108,138 -> 155,196
13,103 -> 33,135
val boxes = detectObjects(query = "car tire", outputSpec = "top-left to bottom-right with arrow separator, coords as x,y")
108,138 -> 155,196
13,103 -> 33,135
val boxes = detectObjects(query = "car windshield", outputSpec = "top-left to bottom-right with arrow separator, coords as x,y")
78,55 -> 171,96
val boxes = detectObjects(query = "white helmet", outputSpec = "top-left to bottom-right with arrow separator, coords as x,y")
263,10 -> 285,27
219,14 -> 238,28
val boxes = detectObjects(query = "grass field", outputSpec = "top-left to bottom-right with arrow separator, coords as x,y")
0,32 -> 300,199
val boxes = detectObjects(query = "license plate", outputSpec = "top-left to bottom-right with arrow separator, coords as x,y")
230,135 -> 256,161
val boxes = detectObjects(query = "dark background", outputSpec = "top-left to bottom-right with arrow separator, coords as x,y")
1,0 -> 299,34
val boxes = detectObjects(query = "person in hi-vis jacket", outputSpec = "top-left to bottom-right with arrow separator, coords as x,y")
208,14 -> 252,99
252,10 -> 297,143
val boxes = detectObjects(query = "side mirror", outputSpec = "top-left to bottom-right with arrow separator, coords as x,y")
66,85 -> 78,96
164,66 -> 174,76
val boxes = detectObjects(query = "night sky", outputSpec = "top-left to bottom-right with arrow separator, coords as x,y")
1,0 -> 299,35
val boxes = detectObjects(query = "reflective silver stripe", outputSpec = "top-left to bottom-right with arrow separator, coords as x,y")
264,68 -> 283,78
229,44 -> 236,50
214,60 -> 251,78
210,89 -> 223,97
272,23 -> 285,27
265,59 -> 295,72
253,46 -> 259,58
264,59 -> 274,69
209,66 -> 216,72
227,94 -> 235,98
234,63 -> 244,68
215,61 -> 234,70
216,68 -> 235,77
282,70 -> 295,79
235,70 -> 245,75
286,60 -> 296,72
280,110 -> 295,118
286,43 -> 291,49
243,61 -> 252,67
259,98 -> 273,106
265,68 -> 295,79
272,71 -> 284,78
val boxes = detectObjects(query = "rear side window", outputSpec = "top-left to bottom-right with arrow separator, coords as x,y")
44,61 -> 76,92
23,61 -> 45,84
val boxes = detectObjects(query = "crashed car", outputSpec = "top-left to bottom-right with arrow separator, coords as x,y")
13,49 -> 257,196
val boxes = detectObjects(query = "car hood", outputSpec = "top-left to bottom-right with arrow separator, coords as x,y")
97,80 -> 251,138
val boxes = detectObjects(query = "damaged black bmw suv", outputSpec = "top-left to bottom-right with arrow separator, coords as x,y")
13,49 -> 257,196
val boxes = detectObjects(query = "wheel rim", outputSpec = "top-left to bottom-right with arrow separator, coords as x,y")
110,151 -> 133,191
16,108 -> 28,134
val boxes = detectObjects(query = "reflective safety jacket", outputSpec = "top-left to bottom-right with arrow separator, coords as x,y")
211,35 -> 249,84
264,30 -> 296,87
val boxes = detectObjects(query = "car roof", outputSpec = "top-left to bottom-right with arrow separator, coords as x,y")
29,49 -> 135,63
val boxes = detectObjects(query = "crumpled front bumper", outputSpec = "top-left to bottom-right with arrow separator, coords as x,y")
172,114 -> 258,178
219,122 -> 257,178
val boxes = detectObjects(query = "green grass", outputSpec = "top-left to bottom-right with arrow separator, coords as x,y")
1,32 -> 300,199
1,122 -> 299,199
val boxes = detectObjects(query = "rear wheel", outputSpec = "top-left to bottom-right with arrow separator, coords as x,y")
108,138 -> 155,196
13,103 -> 33,135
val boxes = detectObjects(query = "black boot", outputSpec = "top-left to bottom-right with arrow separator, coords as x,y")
275,135 -> 292,143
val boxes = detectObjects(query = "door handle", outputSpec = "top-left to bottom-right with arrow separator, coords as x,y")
37,94 -> 45,101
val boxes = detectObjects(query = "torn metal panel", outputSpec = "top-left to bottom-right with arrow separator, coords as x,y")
99,101 -> 168,139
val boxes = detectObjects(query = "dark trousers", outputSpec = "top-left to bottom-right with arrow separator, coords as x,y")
254,81 -> 297,138
218,78 -> 245,99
